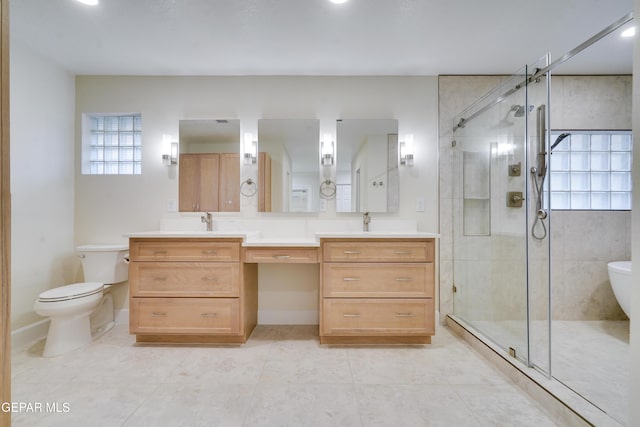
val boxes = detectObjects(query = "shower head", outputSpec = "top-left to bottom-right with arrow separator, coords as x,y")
512,104 -> 534,117
493,104 -> 534,128
550,133 -> 571,151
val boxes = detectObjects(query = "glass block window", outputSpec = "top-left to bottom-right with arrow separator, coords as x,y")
83,114 -> 142,175
549,131 -> 632,210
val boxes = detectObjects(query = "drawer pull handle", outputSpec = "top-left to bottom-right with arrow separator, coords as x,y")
273,255 -> 291,259
395,277 -> 412,282
202,276 -> 218,282
201,250 -> 218,255
343,250 -> 361,255
343,313 -> 360,318
201,312 -> 217,318
394,251 -> 412,255
153,250 -> 167,256
152,276 -> 168,281
342,277 -> 361,282
151,312 -> 167,317
395,313 -> 416,318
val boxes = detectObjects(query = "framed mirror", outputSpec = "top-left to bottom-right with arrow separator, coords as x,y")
178,119 -> 240,212
336,119 -> 399,213
257,119 -> 320,213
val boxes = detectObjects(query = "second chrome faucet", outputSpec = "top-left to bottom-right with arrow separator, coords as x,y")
363,211 -> 371,232
201,212 -> 213,231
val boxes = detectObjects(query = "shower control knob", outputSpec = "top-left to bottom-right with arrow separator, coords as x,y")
537,209 -> 548,219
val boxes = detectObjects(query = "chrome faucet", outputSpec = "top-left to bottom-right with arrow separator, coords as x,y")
201,212 -> 213,231
363,211 -> 371,232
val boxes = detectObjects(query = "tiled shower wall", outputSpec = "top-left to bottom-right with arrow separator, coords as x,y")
439,75 -> 632,322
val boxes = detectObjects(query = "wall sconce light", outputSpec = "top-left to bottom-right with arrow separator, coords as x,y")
400,134 -> 414,166
162,134 -> 178,166
490,141 -> 515,157
321,134 -> 334,166
244,132 -> 257,164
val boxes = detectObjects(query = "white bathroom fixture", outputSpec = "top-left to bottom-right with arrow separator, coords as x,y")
321,134 -> 334,166
243,132 -> 257,164
400,134 -> 414,166
607,261 -> 631,318
33,244 -> 129,357
162,134 -> 178,166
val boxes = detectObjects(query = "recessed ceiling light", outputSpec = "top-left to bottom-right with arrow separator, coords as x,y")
329,0 -> 349,4
76,0 -> 99,5
621,26 -> 635,38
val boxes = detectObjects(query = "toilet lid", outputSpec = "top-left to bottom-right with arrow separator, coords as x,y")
38,282 -> 104,302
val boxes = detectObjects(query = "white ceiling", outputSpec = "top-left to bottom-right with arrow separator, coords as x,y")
10,0 -> 635,76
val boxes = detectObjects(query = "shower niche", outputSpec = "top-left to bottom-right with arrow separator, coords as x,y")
462,150 -> 490,236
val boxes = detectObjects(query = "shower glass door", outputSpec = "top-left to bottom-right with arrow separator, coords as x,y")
526,56 -> 552,376
452,60 -> 551,372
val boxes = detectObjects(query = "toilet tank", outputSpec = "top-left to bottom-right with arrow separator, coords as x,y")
76,244 -> 129,284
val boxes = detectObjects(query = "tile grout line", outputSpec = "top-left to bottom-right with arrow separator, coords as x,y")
346,348 -> 365,427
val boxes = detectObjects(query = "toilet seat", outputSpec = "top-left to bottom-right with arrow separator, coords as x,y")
38,282 -> 104,302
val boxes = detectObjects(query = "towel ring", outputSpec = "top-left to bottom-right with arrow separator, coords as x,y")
240,178 -> 257,197
320,179 -> 336,199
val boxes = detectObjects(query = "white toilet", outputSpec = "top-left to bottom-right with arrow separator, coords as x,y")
34,244 -> 129,357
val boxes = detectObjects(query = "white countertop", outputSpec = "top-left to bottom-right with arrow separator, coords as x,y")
124,230 -> 439,247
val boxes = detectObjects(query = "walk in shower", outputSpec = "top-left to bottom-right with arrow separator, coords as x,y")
447,12 -> 633,425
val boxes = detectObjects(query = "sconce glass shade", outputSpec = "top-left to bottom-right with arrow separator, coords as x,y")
400,134 -> 414,166
170,142 -> 178,165
244,133 -> 257,164
321,135 -> 334,166
162,135 -> 178,166
490,141 -> 515,157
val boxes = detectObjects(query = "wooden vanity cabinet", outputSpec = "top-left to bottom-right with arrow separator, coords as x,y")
320,238 -> 435,344
129,238 -> 257,344
179,153 -> 240,212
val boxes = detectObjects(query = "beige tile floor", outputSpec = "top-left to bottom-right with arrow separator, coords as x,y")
11,324 -> 562,427
473,319 -> 629,425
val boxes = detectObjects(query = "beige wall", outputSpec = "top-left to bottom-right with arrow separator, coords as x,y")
10,41 -> 76,329
74,76 -> 440,322
550,75 -> 632,321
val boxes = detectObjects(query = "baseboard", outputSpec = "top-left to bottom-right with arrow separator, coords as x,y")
258,310 -> 318,325
11,319 -> 49,353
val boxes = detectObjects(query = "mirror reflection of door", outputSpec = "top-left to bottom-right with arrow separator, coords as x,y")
336,119 -> 399,213
257,119 -> 320,213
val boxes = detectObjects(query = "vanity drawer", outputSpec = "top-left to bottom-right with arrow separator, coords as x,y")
130,262 -> 240,297
322,240 -> 433,263
130,297 -> 240,335
129,239 -> 240,262
323,263 -> 433,297
321,298 -> 434,335
243,247 -> 319,263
